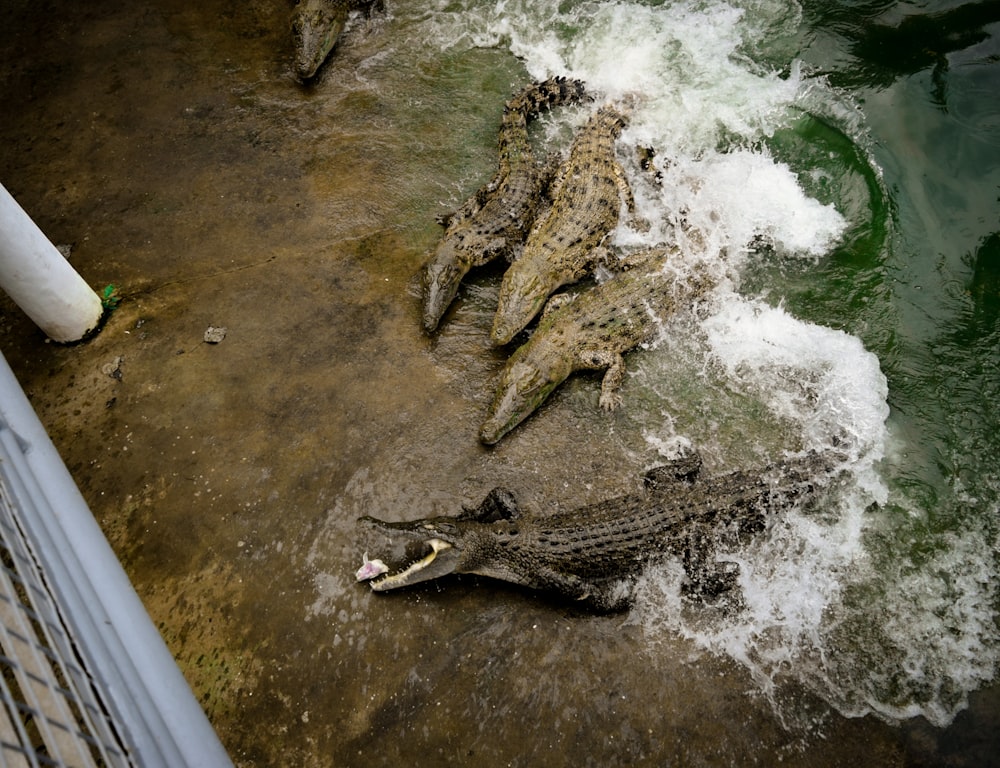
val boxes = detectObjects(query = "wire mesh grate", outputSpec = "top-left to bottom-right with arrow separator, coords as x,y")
0,472 -> 134,768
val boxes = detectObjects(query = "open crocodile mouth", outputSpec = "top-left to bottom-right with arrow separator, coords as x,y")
355,537 -> 454,592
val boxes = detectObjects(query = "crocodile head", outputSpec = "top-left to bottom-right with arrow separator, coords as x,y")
480,343 -> 573,444
491,266 -> 560,345
490,272 -> 560,346
421,244 -> 470,333
291,0 -> 349,81
424,232 -> 510,332
355,515 -> 470,591
357,488 -> 521,591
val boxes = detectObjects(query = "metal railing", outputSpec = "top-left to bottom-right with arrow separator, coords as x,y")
0,352 -> 232,768
1,470 -> 132,767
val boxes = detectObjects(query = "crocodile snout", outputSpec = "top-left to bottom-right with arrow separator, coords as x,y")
491,271 -> 552,345
480,357 -> 570,444
422,254 -> 467,333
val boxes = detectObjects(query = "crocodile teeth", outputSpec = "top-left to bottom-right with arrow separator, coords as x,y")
368,539 -> 453,592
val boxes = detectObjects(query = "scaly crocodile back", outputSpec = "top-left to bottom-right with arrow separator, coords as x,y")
490,102 -> 633,344
520,102 -> 630,258
421,77 -> 588,333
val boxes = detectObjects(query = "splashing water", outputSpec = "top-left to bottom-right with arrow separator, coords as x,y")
412,0 -> 999,729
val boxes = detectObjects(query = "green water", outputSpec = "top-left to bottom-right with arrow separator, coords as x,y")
773,0 -> 1000,724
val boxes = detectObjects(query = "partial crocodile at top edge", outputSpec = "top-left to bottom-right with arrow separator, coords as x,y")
291,0 -> 384,81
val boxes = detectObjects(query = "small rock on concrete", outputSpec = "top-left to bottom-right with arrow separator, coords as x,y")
204,326 -> 227,344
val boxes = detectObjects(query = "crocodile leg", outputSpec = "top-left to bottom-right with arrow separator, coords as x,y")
577,349 -> 627,410
434,174 -> 493,229
680,527 -> 741,603
459,486 -> 522,523
642,452 -> 704,488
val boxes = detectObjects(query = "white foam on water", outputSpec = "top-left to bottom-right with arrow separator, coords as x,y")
702,299 -> 889,463
856,519 -> 1000,725
416,0 -> 997,729
419,0 -> 848,270
632,299 -> 893,726
619,149 -> 849,288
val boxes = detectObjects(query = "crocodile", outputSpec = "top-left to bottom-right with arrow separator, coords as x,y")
480,245 -> 713,445
355,449 -> 845,611
489,100 -> 637,345
422,77 -> 589,333
291,0 -> 384,81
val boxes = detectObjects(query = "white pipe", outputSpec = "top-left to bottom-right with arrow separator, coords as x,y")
0,182 -> 104,342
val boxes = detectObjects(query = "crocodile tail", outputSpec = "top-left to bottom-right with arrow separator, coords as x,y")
503,76 -> 589,123
498,77 -> 589,167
